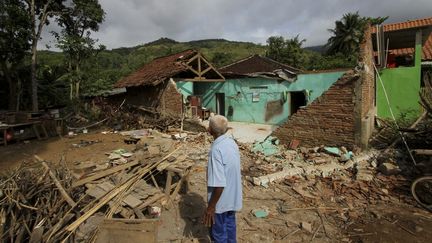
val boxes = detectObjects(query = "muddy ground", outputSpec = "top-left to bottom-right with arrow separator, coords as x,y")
0,131 -> 431,242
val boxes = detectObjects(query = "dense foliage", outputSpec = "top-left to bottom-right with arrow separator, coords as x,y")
326,12 -> 387,58
0,8 -> 387,111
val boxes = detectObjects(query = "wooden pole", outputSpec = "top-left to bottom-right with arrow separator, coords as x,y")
34,155 -> 76,207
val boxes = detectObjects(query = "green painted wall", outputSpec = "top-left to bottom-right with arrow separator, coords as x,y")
376,34 -> 422,119
176,71 -> 344,124
176,81 -> 194,96
294,72 -> 345,102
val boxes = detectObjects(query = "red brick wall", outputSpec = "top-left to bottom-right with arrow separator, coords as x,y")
160,79 -> 183,116
273,70 -> 360,148
359,26 -> 375,117
273,27 -> 375,149
109,79 -> 183,117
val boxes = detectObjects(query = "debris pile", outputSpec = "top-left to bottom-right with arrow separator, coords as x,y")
0,130 -> 196,242
242,139 -> 379,187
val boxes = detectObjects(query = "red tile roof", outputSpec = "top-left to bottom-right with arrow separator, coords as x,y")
380,17 -> 432,32
372,17 -> 432,60
115,49 -> 197,88
390,34 -> 432,60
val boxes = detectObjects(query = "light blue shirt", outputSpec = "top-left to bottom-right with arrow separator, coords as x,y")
207,134 -> 242,214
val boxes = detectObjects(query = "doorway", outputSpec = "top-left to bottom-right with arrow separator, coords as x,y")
290,91 -> 307,115
215,93 -> 225,116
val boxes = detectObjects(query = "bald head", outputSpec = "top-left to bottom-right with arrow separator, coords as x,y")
209,115 -> 228,138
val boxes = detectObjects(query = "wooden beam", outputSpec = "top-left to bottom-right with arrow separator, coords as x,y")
186,54 -> 199,65
72,160 -> 139,188
199,54 -> 225,80
186,65 -> 200,76
412,149 -> 432,156
164,171 -> 173,200
198,53 -> 202,78
35,155 -> 76,207
183,78 -> 225,82
201,66 -> 213,76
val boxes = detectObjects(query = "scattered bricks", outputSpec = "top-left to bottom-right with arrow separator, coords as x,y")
378,162 -> 401,176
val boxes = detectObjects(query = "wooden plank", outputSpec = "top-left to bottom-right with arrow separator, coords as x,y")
164,171 -> 173,200
72,160 -> 139,188
65,147 -> 183,233
166,169 -> 191,209
95,218 -> 158,243
137,194 -> 166,210
412,149 -> 432,155
35,155 -> 76,207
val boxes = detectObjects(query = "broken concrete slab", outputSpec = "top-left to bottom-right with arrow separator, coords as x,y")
252,136 -> 280,156
253,167 -> 304,186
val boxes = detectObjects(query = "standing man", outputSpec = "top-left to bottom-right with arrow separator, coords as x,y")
203,115 -> 242,243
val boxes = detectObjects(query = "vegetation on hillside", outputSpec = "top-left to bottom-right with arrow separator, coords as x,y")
0,6 -> 388,111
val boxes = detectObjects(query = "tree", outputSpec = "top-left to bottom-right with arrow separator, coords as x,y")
54,0 -> 105,100
326,12 -> 388,57
266,35 -> 306,68
0,0 -> 31,110
27,0 -> 66,111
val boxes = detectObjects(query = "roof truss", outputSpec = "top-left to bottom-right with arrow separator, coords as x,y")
184,53 -> 225,82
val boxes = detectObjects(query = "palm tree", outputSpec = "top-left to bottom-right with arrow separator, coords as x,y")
326,12 -> 366,56
326,12 -> 388,57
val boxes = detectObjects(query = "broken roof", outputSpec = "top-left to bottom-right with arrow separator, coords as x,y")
219,55 -> 301,81
115,49 -> 197,88
372,17 -> 432,61
115,49 -> 224,88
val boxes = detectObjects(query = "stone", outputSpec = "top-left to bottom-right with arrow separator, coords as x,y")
252,208 -> 269,218
378,162 -> 401,175
148,146 -> 161,156
370,159 -> 378,168
415,226 -> 423,233
381,188 -> 389,195
370,210 -> 381,219
300,222 -> 313,233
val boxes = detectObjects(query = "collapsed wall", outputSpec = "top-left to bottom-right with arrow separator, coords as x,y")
273,70 -> 360,148
160,79 -> 183,116
108,79 -> 183,117
273,26 -> 375,149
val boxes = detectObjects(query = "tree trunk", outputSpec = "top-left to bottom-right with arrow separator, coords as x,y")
31,41 -> 38,111
1,62 -> 17,111
16,76 -> 22,111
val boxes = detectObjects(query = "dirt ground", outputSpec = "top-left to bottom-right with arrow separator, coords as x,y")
0,131 -> 431,242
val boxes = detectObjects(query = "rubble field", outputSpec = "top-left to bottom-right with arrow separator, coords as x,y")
0,128 -> 431,242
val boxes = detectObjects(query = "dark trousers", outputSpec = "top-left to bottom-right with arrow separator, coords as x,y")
210,211 -> 236,243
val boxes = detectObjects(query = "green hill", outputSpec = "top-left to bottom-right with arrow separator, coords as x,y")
38,38 -> 267,96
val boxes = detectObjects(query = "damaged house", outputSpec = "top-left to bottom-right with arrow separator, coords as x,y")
113,49 -> 224,117
177,55 -> 347,125
373,17 -> 432,119
273,26 -> 376,149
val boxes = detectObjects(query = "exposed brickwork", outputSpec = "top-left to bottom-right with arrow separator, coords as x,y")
160,79 -> 183,116
273,26 -> 376,149
273,71 -> 360,148
109,79 -> 183,117
359,26 -> 375,117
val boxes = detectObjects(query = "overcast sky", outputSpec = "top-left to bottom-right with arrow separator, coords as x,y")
41,0 -> 432,50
